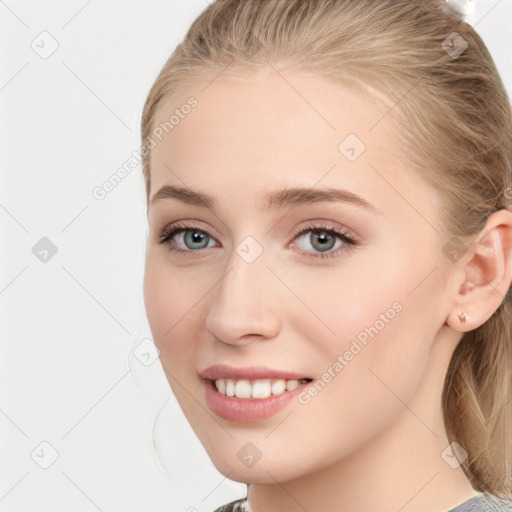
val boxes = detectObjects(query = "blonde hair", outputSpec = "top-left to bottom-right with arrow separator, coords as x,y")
140,0 -> 512,498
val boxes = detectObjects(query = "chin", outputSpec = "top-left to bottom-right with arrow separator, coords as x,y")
204,446 -> 311,484
211,463 -> 284,485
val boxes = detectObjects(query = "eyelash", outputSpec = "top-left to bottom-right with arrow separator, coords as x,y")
157,220 -> 358,260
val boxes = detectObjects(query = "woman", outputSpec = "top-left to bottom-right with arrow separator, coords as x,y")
140,0 -> 512,510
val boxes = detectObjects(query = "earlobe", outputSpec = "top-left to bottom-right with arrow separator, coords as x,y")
446,308 -> 472,333
446,209 -> 512,333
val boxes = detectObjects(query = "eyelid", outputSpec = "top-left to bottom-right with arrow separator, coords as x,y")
158,219 -> 221,243
288,219 -> 358,245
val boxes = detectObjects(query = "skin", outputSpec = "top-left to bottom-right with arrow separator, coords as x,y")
143,66 -> 512,511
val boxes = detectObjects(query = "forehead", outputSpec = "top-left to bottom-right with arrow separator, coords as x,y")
151,70 -> 390,154
147,69 -> 427,214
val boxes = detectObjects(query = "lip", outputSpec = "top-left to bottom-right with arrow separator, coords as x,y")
199,364 -> 311,381
199,365 -> 313,422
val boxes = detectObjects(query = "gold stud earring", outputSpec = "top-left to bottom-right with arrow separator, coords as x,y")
458,311 -> 467,323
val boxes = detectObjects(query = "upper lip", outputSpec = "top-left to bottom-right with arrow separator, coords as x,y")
199,364 -> 312,381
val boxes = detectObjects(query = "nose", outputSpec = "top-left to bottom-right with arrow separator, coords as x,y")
204,249 -> 282,346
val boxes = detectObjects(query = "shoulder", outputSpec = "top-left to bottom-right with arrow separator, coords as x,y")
212,497 -> 250,512
450,492 -> 512,511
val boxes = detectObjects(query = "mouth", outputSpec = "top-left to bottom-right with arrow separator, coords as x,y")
199,365 -> 314,422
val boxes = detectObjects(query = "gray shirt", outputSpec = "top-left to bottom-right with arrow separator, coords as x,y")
213,492 -> 512,511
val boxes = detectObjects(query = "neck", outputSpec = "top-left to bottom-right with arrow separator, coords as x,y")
247,325 -> 479,512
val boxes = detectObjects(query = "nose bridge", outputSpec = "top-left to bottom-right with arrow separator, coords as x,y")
218,232 -> 269,302
204,239 -> 281,343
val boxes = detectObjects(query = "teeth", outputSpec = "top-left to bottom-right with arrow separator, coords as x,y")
216,379 -> 226,395
235,380 -> 252,399
251,379 -> 271,398
226,379 -> 235,397
286,380 -> 299,391
214,378 -> 308,398
271,379 -> 286,395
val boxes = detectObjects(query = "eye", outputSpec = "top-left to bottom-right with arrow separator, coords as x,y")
289,222 -> 358,260
158,220 -> 359,260
158,221 -> 218,255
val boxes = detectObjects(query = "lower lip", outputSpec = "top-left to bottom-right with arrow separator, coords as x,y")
202,379 -> 308,422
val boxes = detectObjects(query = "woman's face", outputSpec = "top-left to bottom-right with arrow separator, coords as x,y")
143,68 -> 455,483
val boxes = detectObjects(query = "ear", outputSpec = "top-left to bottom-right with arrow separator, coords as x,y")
446,208 -> 512,332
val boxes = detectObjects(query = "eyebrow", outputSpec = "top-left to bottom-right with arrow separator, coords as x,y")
150,184 -> 382,214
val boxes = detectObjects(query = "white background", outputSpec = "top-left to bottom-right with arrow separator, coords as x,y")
1,1 -> 511,511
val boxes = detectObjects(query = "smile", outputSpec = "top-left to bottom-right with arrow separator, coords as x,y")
200,365 -> 314,421
214,378 -> 311,399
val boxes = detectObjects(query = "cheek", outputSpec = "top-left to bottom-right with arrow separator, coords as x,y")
143,255 -> 203,366
143,262 -> 175,342
278,253 -> 404,352
286,251 -> 436,409
143,257 -> 206,419
143,253 -> 205,335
